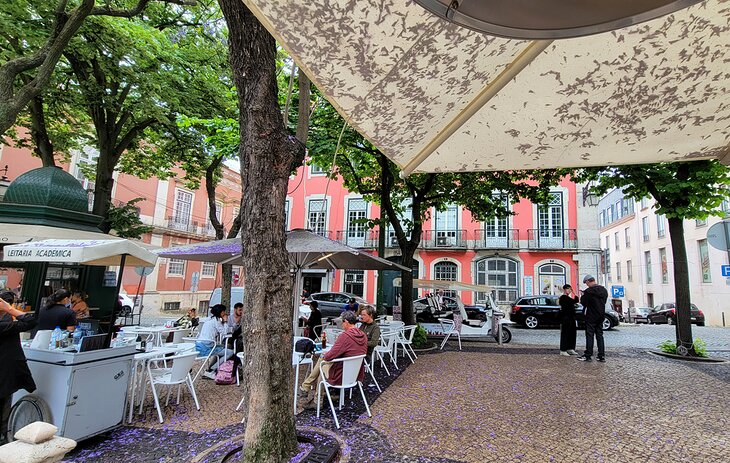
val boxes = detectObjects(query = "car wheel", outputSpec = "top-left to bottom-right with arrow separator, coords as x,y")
667,316 -> 674,325
602,316 -> 612,331
524,315 -> 539,329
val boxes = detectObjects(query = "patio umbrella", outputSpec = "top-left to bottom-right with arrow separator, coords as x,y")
3,238 -> 158,267
241,0 -> 729,174
156,229 -> 409,331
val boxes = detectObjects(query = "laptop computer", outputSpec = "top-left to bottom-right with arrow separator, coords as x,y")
78,334 -> 107,353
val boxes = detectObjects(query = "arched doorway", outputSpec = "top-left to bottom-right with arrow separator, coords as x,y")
538,263 -> 566,296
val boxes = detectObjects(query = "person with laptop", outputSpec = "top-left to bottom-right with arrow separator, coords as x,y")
0,291 -> 37,445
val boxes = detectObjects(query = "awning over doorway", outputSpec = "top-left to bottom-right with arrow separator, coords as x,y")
242,0 -> 729,174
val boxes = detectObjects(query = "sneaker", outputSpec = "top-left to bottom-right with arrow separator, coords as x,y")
597,357 -> 606,363
576,355 -> 591,362
560,351 -> 570,356
567,350 -> 578,356
203,371 -> 217,380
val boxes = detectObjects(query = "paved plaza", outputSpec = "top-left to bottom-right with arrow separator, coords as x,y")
63,332 -> 730,463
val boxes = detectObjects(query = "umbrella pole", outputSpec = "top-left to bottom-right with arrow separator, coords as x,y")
292,268 -> 303,335
104,254 -> 127,348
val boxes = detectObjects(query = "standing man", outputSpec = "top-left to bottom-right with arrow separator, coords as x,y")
558,284 -> 579,356
578,275 -> 608,362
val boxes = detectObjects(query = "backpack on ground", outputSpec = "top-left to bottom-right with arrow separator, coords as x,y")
215,360 -> 236,385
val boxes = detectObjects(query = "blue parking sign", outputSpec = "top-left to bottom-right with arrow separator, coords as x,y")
611,285 -> 624,298
722,265 -> 730,277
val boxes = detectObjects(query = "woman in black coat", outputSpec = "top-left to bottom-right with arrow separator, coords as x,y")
0,290 -> 37,445
304,300 -> 323,341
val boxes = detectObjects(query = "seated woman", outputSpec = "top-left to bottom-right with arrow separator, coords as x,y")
35,289 -> 76,334
70,292 -> 90,319
195,304 -> 230,379
175,307 -> 199,330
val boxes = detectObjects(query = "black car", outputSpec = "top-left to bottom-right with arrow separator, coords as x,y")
413,295 -> 486,323
510,295 -> 619,331
647,303 -> 705,326
306,292 -> 369,318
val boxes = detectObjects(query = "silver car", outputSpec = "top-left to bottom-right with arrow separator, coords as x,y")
306,292 -> 369,318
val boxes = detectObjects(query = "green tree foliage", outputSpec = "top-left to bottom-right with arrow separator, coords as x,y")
308,98 -> 571,324
578,161 -> 730,354
107,198 -> 154,239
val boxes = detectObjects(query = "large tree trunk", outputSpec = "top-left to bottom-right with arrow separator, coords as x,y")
219,1 -> 305,461
26,92 -> 56,166
92,141 -> 117,233
667,217 -> 695,354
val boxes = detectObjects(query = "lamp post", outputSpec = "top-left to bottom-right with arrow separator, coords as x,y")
582,184 -> 599,207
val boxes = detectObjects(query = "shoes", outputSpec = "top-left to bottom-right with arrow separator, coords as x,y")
597,357 -> 606,363
202,371 -> 217,380
576,356 -> 591,362
567,350 -> 578,355
560,351 -> 570,356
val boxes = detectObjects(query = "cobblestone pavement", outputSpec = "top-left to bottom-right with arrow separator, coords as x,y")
63,341 -> 729,462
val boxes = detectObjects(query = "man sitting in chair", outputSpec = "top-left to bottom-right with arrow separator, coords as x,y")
296,310 -> 367,413
357,305 -> 380,357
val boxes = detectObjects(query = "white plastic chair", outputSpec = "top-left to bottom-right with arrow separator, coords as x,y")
323,328 -> 344,344
183,336 -> 217,383
146,352 -> 200,423
290,336 -> 315,413
396,325 -> 418,363
438,319 -> 462,351
316,354 -> 372,429
372,330 -> 398,374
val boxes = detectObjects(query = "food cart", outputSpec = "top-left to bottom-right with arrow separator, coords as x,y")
3,238 -> 158,441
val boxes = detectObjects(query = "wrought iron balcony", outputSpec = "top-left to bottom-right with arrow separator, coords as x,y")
335,230 -> 379,248
166,216 -> 198,234
527,229 -> 577,249
473,229 -> 519,249
420,230 -> 467,249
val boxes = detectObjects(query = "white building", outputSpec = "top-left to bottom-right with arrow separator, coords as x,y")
598,188 -> 730,326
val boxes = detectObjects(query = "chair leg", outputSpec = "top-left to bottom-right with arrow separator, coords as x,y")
293,364 -> 300,414
165,385 -> 172,406
457,332 -> 462,350
408,344 -> 418,359
176,385 -> 182,404
440,331 -> 452,350
367,362 -> 382,393
358,382 -> 372,417
375,351 -> 390,376
187,376 -> 201,411
149,379 -> 164,424
236,395 -> 245,411
402,344 -> 415,364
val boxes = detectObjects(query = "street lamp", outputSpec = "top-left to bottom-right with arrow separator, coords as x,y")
582,184 -> 599,207
414,0 -> 702,39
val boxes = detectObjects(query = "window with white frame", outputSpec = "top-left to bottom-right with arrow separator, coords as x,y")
622,198 -> 634,216
640,197 -> 649,209
538,263 -> 566,296
201,261 -> 216,277
310,163 -> 325,175
605,235 -> 610,251
642,217 -> 650,241
659,248 -> 668,284
173,189 -> 193,226
644,251 -> 652,284
616,262 -> 621,281
307,199 -> 328,236
538,192 -> 563,238
343,270 -> 364,297
475,258 -> 518,304
614,231 -> 619,250
698,239 -> 711,283
163,301 -> 181,312
484,195 -> 508,238
625,228 -> 631,248
627,260 -> 633,282
346,198 -> 368,243
656,215 -> 666,238
434,261 -> 458,297
168,258 -> 185,276
435,204 -> 459,244
695,218 -> 707,227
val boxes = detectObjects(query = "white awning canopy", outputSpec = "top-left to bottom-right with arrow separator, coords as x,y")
3,239 -> 158,267
243,0 -> 729,174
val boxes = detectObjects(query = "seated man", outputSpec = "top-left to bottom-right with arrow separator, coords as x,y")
296,311 -> 367,413
341,297 -> 359,314
357,305 -> 380,357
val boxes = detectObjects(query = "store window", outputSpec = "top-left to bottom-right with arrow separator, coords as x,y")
538,263 -> 566,296
475,258 -> 518,304
343,270 -> 364,297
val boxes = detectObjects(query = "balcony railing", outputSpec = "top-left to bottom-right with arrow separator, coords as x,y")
335,230 -> 379,248
420,230 -> 467,249
527,229 -> 577,249
473,229 -> 519,249
166,216 -> 198,234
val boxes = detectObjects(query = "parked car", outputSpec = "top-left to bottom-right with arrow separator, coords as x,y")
208,287 -> 245,308
630,306 -> 652,324
306,292 -> 369,318
414,295 -> 487,322
647,303 -> 705,326
118,293 -> 136,313
511,295 -> 619,331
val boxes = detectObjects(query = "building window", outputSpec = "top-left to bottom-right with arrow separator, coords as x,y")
614,232 -> 619,251
659,248 -> 668,284
343,270 -> 364,297
627,260 -> 633,282
644,251 -> 652,284
640,197 -> 649,209
173,189 -> 193,227
538,192 -> 563,238
695,218 -> 707,227
475,258 -> 518,304
622,198 -> 634,216
163,301 -> 181,312
656,215 -> 666,238
201,262 -> 216,277
642,217 -> 650,242
605,248 -> 612,283
434,261 -> 458,297
346,198 -> 368,245
310,163 -> 325,175
538,263 -> 566,296
616,262 -> 621,281
698,239 -> 711,283
435,204 -> 459,245
307,199 -> 328,236
198,300 -> 209,314
167,258 -> 185,276
624,228 -> 630,248
605,235 -> 610,251
599,210 -> 606,227
484,195 -> 508,240
721,198 -> 730,216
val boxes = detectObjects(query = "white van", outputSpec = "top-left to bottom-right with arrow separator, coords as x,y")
208,287 -> 245,309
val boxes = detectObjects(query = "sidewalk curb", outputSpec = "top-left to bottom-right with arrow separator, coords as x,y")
646,349 -> 727,363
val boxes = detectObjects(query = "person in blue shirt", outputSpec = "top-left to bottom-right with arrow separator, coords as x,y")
341,298 -> 359,314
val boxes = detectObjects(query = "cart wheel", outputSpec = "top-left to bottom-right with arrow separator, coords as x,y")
7,394 -> 52,442
500,327 -> 512,344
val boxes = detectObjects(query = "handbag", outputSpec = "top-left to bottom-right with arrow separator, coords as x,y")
303,326 -> 311,337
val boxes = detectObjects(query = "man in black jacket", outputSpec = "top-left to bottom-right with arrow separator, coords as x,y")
578,275 -> 608,362
0,291 -> 37,444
